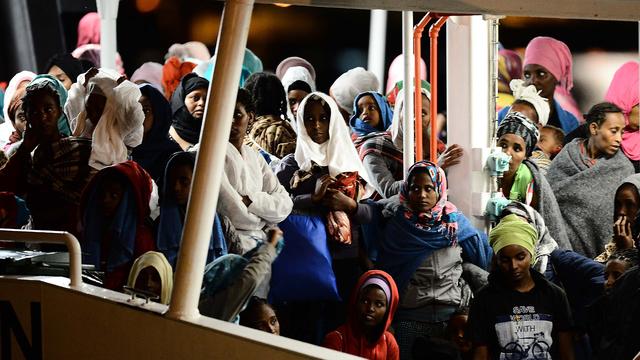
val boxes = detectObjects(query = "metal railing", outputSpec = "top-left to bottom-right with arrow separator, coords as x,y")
0,229 -> 83,288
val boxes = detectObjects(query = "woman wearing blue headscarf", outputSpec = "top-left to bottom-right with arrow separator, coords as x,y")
0,74 -> 92,233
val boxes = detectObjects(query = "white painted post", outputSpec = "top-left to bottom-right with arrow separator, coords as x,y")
96,0 -> 119,71
402,11 -> 415,178
368,9 -> 388,93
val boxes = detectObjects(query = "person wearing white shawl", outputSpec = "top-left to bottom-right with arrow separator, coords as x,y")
281,66 -> 316,132
329,67 -> 379,123
217,88 -> 293,254
0,71 -> 37,146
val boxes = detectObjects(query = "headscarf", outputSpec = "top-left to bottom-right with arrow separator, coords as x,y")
44,53 -> 84,85
127,251 -> 173,304
385,54 -> 427,94
523,36 -> 573,93
390,83 -> 432,149
294,92 -> 371,185
605,61 -> 640,160
510,79 -> 550,126
497,111 -> 540,157
400,161 -> 458,236
2,71 -> 36,130
131,84 -> 181,181
65,68 -> 119,136
282,66 -> 316,93
330,67 -> 379,115
327,270 -> 399,360
165,41 -> 211,63
156,152 -> 227,267
161,56 -> 197,100
489,213 -> 538,258
7,87 -> 25,125
241,49 -> 264,87
349,92 -> 394,136
170,73 -> 209,145
498,49 -> 523,93
71,44 -> 126,76
25,74 -> 72,136
130,62 -> 164,92
76,12 -> 100,47
276,56 -> 316,82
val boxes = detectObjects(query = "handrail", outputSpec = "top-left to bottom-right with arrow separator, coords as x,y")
413,12 -> 433,162
428,16 -> 448,163
0,229 -> 83,288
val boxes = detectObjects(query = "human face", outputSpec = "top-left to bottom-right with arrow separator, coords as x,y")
26,91 -> 62,141
589,112 -> 625,157
498,134 -> 527,176
523,64 -> 557,101
185,89 -> 207,120
448,314 -> 472,355
250,305 -> 280,335
604,259 -> 628,291
357,285 -> 388,329
168,163 -> 193,206
303,99 -> 330,144
357,95 -> 382,129
537,128 -> 561,156
288,89 -> 309,120
408,173 -> 438,213
614,184 -> 640,221
85,93 -> 106,124
99,177 -> 125,218
134,266 -> 162,300
48,65 -> 73,90
230,102 -> 252,144
510,102 -> 539,125
14,107 -> 27,133
497,244 -> 532,285
139,95 -> 154,135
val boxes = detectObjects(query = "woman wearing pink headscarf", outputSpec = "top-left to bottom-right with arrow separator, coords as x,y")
72,12 -> 125,75
498,37 -> 580,134
605,61 -> 640,170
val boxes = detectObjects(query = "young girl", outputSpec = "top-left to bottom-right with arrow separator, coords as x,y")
467,214 -> 575,360
127,251 -> 173,304
324,270 -> 400,360
240,296 -> 281,335
80,161 -> 156,290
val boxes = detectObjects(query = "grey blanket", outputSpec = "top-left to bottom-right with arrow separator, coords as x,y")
546,139 -> 634,258
525,159 -> 573,251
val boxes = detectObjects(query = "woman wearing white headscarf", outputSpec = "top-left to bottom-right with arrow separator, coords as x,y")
0,71 -> 37,148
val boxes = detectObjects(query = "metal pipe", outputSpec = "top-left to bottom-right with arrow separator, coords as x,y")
413,13 -> 433,162
166,0 -> 254,321
368,9 -> 388,93
402,11 -> 415,177
0,229 -> 82,288
487,16 -> 501,144
96,0 -> 119,71
429,16 -> 448,163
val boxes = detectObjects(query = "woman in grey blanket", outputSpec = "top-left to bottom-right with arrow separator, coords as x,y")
547,102 -> 635,258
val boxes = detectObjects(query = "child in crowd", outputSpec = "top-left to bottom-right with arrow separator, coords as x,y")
127,251 -> 173,305
447,308 -> 472,359
239,297 -> 281,335
603,248 -> 638,291
324,270 -> 400,360
467,214 -> 575,360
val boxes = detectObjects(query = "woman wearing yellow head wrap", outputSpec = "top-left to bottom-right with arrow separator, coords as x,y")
127,251 -> 173,305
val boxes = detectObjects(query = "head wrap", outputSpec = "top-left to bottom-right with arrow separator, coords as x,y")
498,49 -> 523,93
605,61 -> 640,161
71,44 -> 126,75
389,82 -> 431,149
165,41 -> 211,63
361,276 -> 391,305
161,56 -> 197,100
330,67 -> 379,115
170,73 -> 209,144
276,56 -> 316,82
25,74 -> 71,136
77,12 -> 100,47
386,54 -> 428,94
44,53 -> 84,85
241,49 -> 263,87
130,62 -> 164,92
401,161 -> 458,236
497,111 -> 540,157
282,66 -> 316,93
510,79 -> 550,126
127,251 -> 174,304
2,71 -> 36,127
295,92 -> 371,182
524,36 -> 573,93
489,213 -> 538,258
7,87 -> 25,124
349,92 -> 394,136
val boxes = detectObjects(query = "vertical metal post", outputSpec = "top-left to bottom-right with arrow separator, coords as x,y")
166,0 -> 254,321
96,0 -> 119,71
367,9 -> 388,93
402,11 -> 415,178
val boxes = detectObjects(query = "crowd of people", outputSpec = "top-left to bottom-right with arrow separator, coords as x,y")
1,12 -> 640,360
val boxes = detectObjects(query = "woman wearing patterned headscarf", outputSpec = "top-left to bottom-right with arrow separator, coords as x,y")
497,111 -> 572,250
374,161 -> 491,359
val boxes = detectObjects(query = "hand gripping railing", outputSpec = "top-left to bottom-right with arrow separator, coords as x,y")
0,229 -> 83,288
